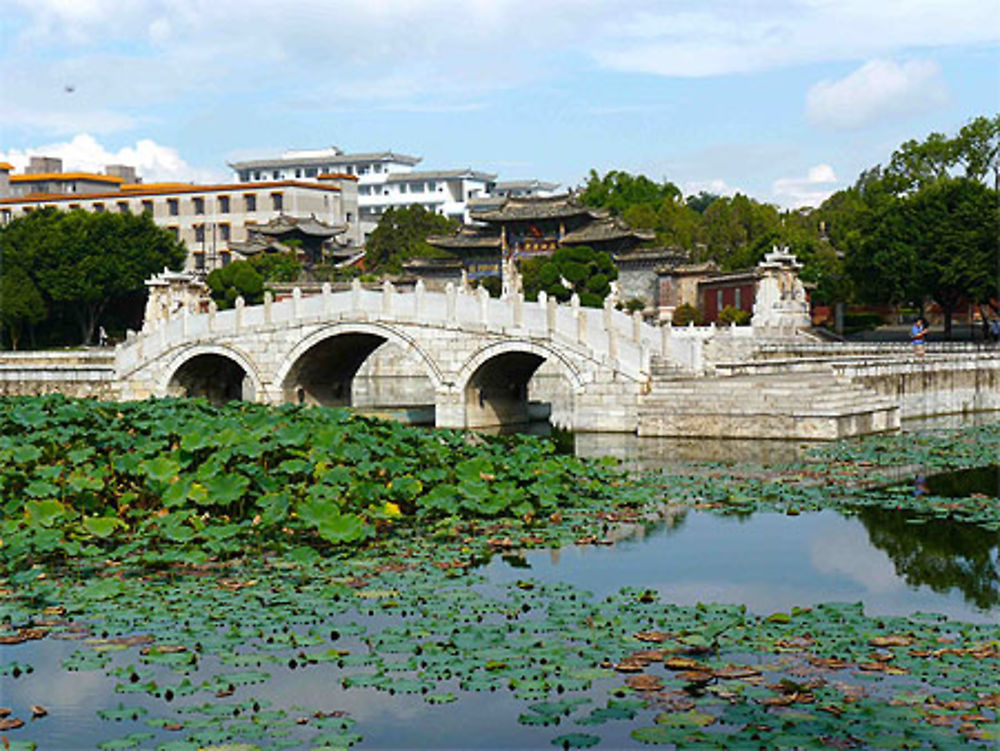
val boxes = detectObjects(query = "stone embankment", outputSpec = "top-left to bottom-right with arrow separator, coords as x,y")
0,350 -> 116,399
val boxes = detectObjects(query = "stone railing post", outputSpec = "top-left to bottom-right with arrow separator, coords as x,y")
382,279 -> 394,316
235,296 -> 245,331
321,282 -> 332,317
661,322 -> 672,362
208,301 -> 217,332
608,324 -> 618,359
445,282 -> 457,325
264,290 -> 273,324
577,306 -> 587,345
181,305 -> 190,337
632,310 -> 642,343
603,297 -> 614,331
292,287 -> 303,319
477,285 -> 490,325
351,277 -> 362,310
415,279 -> 426,320
546,294 -> 557,335
570,293 -> 580,316
513,292 -> 523,328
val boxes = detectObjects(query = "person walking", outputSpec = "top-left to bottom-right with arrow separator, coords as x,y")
910,316 -> 927,357
98,326 -> 108,347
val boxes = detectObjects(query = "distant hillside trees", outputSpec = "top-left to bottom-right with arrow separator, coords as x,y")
365,205 -> 458,273
0,208 -> 185,349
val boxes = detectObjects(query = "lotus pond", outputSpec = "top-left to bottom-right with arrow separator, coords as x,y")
1,397 -> 999,750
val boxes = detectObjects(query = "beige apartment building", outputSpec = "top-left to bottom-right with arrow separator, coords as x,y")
0,159 -> 360,273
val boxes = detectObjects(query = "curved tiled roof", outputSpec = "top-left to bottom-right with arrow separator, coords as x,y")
254,214 -> 346,238
560,217 -> 654,245
471,194 -> 604,222
426,226 -> 502,250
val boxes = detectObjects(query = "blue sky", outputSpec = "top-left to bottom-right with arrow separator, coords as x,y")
1,0 -> 997,207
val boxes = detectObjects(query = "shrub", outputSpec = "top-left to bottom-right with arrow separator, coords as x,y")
671,303 -> 702,326
718,305 -> 751,325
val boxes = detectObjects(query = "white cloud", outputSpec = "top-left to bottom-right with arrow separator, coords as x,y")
806,59 -> 950,129
0,134 -> 223,184
810,525 -> 903,594
682,178 -> 741,199
772,163 -> 840,208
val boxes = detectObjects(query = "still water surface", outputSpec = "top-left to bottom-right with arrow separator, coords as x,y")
5,505 -> 998,749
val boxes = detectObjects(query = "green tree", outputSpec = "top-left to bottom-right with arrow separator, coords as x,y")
521,246 -> 618,307
0,208 -> 185,345
206,260 -> 265,309
850,178 -> 999,336
249,251 -> 301,283
0,266 -> 46,350
685,191 -> 720,214
365,205 -> 458,273
954,114 -> 1000,190
579,169 -> 682,214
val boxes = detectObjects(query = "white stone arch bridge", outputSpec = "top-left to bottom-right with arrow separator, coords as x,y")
115,280 -> 663,431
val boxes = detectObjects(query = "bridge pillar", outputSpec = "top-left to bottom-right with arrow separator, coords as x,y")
434,387 -> 465,429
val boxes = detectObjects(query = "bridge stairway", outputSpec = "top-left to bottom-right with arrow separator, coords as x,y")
638,365 -> 900,440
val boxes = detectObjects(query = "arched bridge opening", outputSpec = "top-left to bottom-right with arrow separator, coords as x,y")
281,332 -> 436,422
463,349 -> 576,431
167,353 -> 252,405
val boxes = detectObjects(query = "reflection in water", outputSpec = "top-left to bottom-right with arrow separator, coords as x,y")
572,433 -> 816,469
855,507 -> 1000,610
925,465 -> 1000,498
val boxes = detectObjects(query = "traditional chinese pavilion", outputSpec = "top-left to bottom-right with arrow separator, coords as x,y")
229,214 -> 353,266
426,194 -> 653,277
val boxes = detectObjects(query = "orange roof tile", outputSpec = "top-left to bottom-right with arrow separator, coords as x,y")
10,172 -> 124,184
0,162 -> 14,171
0,180 -> 342,206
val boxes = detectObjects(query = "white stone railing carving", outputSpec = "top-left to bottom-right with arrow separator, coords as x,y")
116,280 -> 665,382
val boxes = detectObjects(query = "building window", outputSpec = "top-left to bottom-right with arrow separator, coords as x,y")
346,212 -> 353,223
238,170 -> 249,182
168,198 -> 179,216
412,182 -> 424,193
194,224 -> 205,243
221,251 -> 232,267
428,181 -> 436,191
68,203 -> 81,210
193,197 -> 205,215
716,290 -> 723,312
254,171 -> 262,181
219,223 -> 231,242
734,288 -> 742,308
218,195 -> 230,213
272,170 -> 280,180
141,200 -> 153,215
244,194 -> 257,211
305,167 -> 316,178
93,203 -> 105,213
399,184 -> 407,193
194,252 -> 205,271
117,202 -> 129,214
295,169 -> 301,178
1,209 -> 10,224
346,165 -> 354,174
374,164 -> 383,173
271,192 -> 283,211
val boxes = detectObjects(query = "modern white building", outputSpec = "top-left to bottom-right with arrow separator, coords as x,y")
0,159 -> 361,273
229,147 -> 497,238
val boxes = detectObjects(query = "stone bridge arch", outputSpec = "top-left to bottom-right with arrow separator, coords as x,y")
161,343 -> 264,404
452,340 -> 588,429
273,321 -> 445,407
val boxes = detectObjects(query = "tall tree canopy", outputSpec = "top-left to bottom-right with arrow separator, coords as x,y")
824,114 -> 1000,334
0,208 -> 185,347
364,205 -> 457,273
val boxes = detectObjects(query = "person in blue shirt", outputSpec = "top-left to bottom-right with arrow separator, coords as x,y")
910,316 -> 927,357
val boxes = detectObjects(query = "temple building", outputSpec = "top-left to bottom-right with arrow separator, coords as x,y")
228,213 -> 357,267
426,193 -> 654,278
